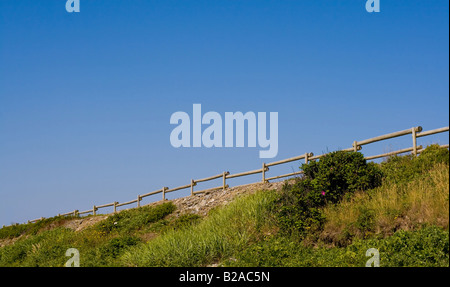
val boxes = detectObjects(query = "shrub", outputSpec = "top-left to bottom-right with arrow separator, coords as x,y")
275,151 -> 383,239
97,202 -> 176,235
0,224 -> 30,240
225,225 -> 449,267
418,144 -> 449,166
377,225 -> 449,267
0,215 -> 78,240
0,227 -> 77,267
99,235 -> 141,259
275,181 -> 326,239
354,206 -> 376,238
302,151 -> 383,203
380,144 -> 449,185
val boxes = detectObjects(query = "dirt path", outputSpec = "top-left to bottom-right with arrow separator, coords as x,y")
160,180 -> 289,218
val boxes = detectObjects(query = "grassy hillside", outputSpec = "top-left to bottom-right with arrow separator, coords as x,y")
0,145 -> 448,267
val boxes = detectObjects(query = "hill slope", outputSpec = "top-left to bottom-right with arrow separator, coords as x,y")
0,145 -> 448,267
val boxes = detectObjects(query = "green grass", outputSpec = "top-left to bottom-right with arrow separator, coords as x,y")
119,190 -> 278,267
0,145 -> 448,267
224,225 -> 449,267
96,202 -> 176,235
0,215 -> 79,240
117,145 -> 448,267
0,202 -> 178,267
379,144 -> 449,185
319,163 -> 449,246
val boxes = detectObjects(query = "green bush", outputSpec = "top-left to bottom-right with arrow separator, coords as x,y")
99,235 -> 141,259
354,206 -> 376,238
0,215 -> 78,240
0,224 -> 30,240
302,151 -> 383,203
275,181 -> 326,239
275,151 -> 383,239
97,202 -> 176,235
418,144 -> 449,166
225,226 -> 449,267
380,144 -> 449,185
377,225 -> 449,267
0,227 -> 77,267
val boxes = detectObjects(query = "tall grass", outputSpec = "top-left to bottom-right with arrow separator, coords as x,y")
120,190 -> 278,267
320,163 -> 449,245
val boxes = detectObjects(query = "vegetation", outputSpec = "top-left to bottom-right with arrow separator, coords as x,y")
120,190 -> 278,267
0,144 -> 448,267
96,202 -> 176,235
224,225 -> 449,267
320,163 -> 448,245
380,144 -> 449,185
274,151 -> 383,240
0,215 -> 78,240
0,203 -> 177,267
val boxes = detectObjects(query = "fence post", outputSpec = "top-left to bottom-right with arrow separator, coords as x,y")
191,180 -> 195,196
305,153 -> 309,164
412,127 -> 418,156
222,171 -> 230,190
137,195 -> 141,208
74,210 -> 79,217
353,141 -> 358,152
93,205 -> 97,216
114,202 -> 118,213
262,163 -> 266,183
162,187 -> 167,201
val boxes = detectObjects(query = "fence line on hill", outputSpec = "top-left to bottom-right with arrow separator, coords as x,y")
5,125 -> 448,227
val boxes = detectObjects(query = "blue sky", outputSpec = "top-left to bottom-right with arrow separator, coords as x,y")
0,0 -> 448,226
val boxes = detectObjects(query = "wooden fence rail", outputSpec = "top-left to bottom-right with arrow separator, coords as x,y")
364,146 -> 423,161
5,125 -> 448,227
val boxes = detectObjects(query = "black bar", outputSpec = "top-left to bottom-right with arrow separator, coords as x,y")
0,267 -> 446,286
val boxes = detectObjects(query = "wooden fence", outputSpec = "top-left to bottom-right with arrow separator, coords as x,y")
9,125 -> 450,226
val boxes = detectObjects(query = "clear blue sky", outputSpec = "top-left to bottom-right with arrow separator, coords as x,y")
0,0 -> 448,226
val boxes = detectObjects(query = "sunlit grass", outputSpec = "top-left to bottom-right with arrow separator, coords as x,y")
119,190 -> 278,267
320,163 -> 449,244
